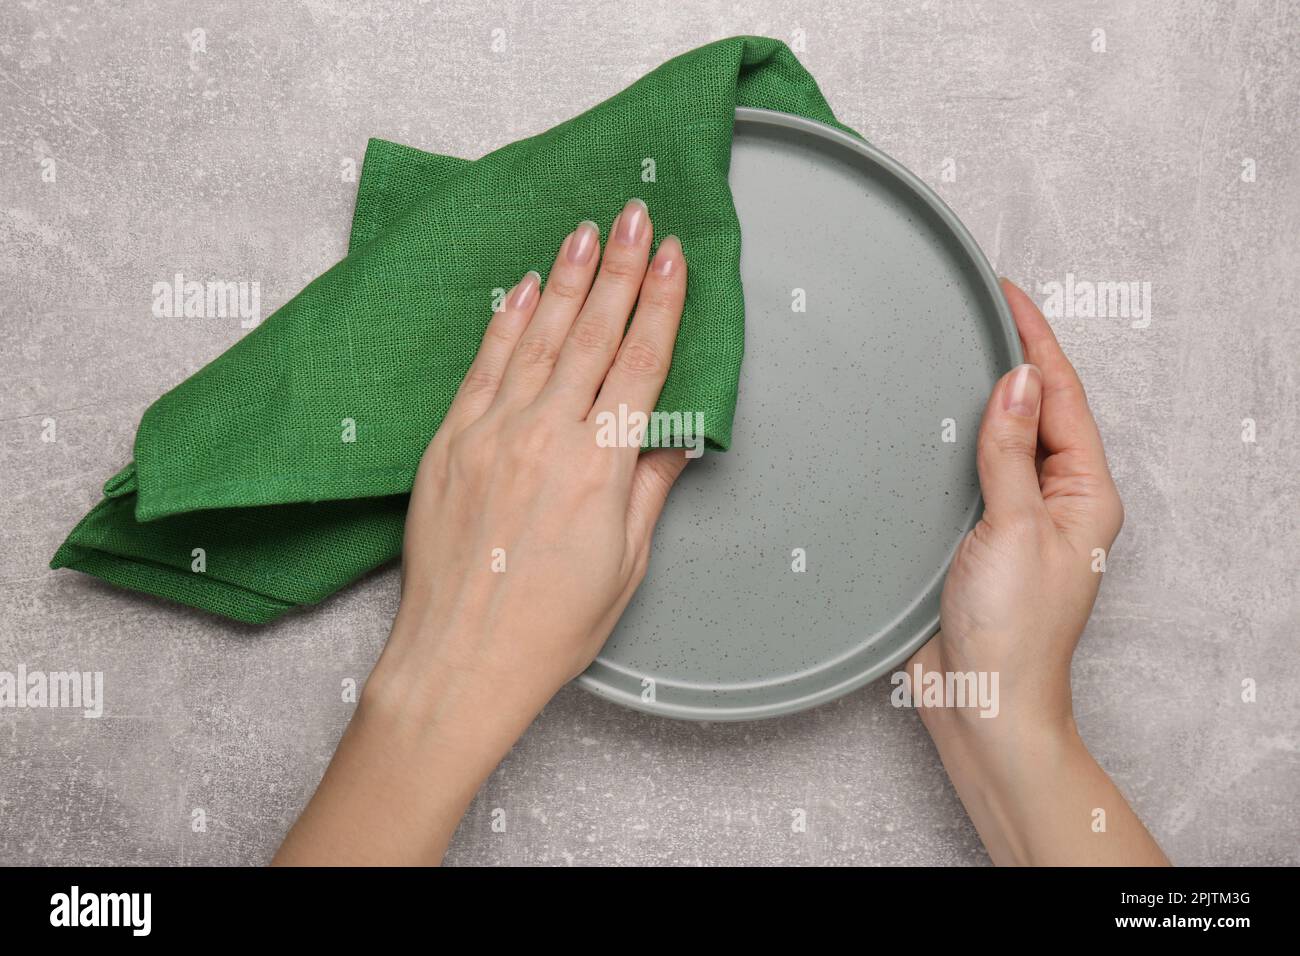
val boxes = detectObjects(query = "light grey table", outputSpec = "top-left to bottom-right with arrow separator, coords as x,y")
1,0 -> 1296,865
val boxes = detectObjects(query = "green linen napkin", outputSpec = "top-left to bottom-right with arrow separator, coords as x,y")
50,35 -> 858,624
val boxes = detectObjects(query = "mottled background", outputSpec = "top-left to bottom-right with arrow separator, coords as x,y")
1,0 -> 1296,866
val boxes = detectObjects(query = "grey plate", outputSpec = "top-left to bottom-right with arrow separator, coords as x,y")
577,106 -> 1021,720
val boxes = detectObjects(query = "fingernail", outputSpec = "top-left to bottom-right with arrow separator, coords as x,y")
1002,363 -> 1042,417
509,271 -> 540,310
652,235 -> 681,276
566,221 -> 599,264
615,198 -> 648,244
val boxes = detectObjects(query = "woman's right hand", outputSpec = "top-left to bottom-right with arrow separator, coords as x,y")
909,279 -> 1167,866
911,278 -> 1124,736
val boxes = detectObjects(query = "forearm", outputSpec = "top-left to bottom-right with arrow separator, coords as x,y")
922,710 -> 1170,866
273,627 -> 544,866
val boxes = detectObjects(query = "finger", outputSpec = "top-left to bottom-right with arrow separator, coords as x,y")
1001,279 -> 1109,470
543,198 -> 654,412
588,235 -> 686,444
494,219 -> 601,407
1001,279 -> 1123,542
625,447 -> 689,556
442,271 -> 540,429
975,363 -> 1048,522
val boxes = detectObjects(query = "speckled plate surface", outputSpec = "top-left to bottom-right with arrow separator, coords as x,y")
577,107 -> 1021,720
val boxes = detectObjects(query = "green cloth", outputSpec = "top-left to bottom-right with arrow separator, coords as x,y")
51,35 -> 857,624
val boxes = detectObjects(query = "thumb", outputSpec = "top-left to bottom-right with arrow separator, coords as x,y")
626,447 -> 689,555
976,363 -> 1047,521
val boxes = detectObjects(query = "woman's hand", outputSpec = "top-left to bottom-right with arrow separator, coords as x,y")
376,197 -> 689,722
913,279 -> 1124,734
910,279 -> 1167,865
275,199 -> 689,865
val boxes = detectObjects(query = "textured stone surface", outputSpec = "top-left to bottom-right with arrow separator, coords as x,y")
1,0 -> 1296,866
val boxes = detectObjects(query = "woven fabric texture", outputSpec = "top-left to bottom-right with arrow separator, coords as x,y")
50,35 -> 855,623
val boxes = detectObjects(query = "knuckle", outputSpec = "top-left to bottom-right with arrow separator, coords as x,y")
567,317 -> 616,356
1046,371 -> 1089,408
615,339 -> 665,377
545,276 -> 588,303
988,430 -> 1037,460
482,320 -> 516,348
424,428 -> 453,463
513,421 -> 555,462
520,429 -> 556,463
514,336 -> 559,370
447,429 -> 490,477
641,451 -> 681,489
637,281 -> 681,315
458,366 -> 499,396
441,429 -> 465,463
599,252 -> 645,282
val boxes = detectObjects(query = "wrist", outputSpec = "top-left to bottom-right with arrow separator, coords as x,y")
920,698 -> 1082,778
911,640 -> 1080,765
362,614 -> 553,755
